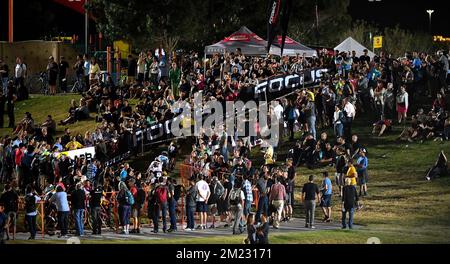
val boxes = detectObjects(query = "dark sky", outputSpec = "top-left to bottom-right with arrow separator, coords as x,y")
1,0 -> 449,42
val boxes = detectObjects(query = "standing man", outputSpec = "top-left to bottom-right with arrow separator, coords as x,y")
228,180 -> 245,234
73,55 -> 85,92
242,175 -> 253,219
49,185 -> 70,238
320,172 -> 333,222
89,185 -> 103,235
302,175 -> 320,229
71,182 -> 86,236
0,184 -> 19,240
6,81 -> 15,128
342,177 -> 358,229
195,174 -> 210,230
47,56 -> 59,96
268,177 -> 286,229
342,98 -> 356,142
24,185 -> 40,240
59,56 -> 69,93
14,57 -> 27,100
255,173 -> 268,224
169,62 -> 181,98
83,54 -> 91,90
153,177 -> 168,233
356,149 -> 369,196
185,178 -> 197,231
0,59 -> 9,95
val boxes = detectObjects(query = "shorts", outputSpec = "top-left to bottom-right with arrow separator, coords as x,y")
320,194 -> 332,208
358,171 -> 369,185
217,199 -> 230,214
132,206 -> 142,218
7,212 -> 17,226
196,201 -> 208,213
335,173 -> 345,186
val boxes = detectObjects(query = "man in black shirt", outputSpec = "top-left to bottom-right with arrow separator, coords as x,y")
59,56 -> 69,93
0,91 -> 6,128
90,185 -> 104,235
71,183 -> 86,236
0,184 -> 19,240
255,173 -> 268,224
342,178 -> 359,229
359,49 -> 371,65
302,175 -> 320,229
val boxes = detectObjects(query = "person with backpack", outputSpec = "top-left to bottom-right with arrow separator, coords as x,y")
153,177 -> 169,233
71,182 -> 86,236
228,180 -> 245,235
117,181 -> 134,235
185,178 -> 197,231
89,185 -> 103,235
193,174 -> 210,230
24,185 -> 41,240
208,176 -> 224,228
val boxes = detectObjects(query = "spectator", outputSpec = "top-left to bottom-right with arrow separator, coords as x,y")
242,175 -> 253,219
302,175 -> 320,229
0,203 -> 6,244
396,85 -> 409,124
185,178 -> 197,231
255,171 -> 268,224
0,184 -> 18,240
117,181 -> 134,235
153,177 -> 168,233
195,174 -> 210,230
71,182 -> 86,236
356,149 -> 369,196
89,185 -> 103,235
342,177 -> 359,229
49,185 -> 70,238
24,185 -> 40,240
228,180 -> 245,234
269,176 -> 286,229
320,172 -> 333,222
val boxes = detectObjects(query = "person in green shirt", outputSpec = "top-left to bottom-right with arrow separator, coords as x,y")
169,62 -> 181,98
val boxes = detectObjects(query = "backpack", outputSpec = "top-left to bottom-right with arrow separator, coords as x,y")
126,190 -> 135,205
213,182 -> 225,198
155,186 -> 168,204
25,194 -> 36,213
173,185 -> 182,202
229,189 -> 242,206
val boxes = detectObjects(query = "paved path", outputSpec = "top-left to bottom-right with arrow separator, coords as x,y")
13,218 -> 344,242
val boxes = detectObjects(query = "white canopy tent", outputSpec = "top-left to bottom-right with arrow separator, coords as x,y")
269,36 -> 317,57
334,37 -> 375,58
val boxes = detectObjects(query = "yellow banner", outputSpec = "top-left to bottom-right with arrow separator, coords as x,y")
373,36 -> 383,49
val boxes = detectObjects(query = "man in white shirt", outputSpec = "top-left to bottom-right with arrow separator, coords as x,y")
195,174 -> 210,229
15,57 -> 27,100
343,98 -> 356,141
83,54 -> 91,90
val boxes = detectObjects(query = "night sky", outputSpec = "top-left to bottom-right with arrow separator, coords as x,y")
1,0 -> 449,42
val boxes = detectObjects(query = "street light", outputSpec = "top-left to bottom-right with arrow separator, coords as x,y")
426,10 -> 434,33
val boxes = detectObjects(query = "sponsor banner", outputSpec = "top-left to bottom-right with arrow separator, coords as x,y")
61,147 -> 96,161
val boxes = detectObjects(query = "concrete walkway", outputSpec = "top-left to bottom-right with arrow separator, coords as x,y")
12,218 -> 345,243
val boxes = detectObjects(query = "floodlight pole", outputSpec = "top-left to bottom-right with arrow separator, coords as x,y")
8,0 -> 13,43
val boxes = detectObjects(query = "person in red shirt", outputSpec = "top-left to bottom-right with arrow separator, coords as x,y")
14,143 -> 26,189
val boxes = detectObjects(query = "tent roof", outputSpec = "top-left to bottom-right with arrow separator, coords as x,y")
270,35 -> 317,57
334,37 -> 375,58
205,26 -> 267,56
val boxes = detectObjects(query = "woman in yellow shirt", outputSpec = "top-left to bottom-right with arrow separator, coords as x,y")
65,137 -> 84,151
346,159 -> 358,186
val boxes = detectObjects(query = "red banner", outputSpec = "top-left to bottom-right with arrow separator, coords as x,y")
52,0 -> 86,15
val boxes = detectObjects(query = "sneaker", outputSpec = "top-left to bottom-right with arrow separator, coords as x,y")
224,224 -> 229,228
152,230 -> 158,234
310,226 -> 316,229
305,224 -> 309,228
326,219 -> 332,223
273,226 -> 279,229
190,228 -> 196,231
136,228 -> 141,234
130,229 -> 136,234
197,225 -> 203,230
209,225 -> 215,229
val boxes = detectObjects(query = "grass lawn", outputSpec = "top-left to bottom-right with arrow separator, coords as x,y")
4,94 -> 450,244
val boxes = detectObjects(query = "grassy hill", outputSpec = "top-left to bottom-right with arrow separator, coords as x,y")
4,94 -> 450,244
